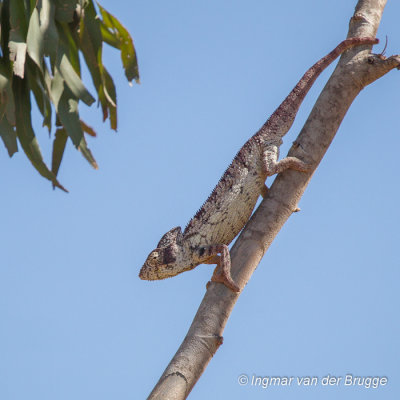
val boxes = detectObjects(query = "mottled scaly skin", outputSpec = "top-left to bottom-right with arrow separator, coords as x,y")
183,139 -> 265,247
140,37 -> 378,292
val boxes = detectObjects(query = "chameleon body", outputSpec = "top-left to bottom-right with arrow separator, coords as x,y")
140,37 -> 378,292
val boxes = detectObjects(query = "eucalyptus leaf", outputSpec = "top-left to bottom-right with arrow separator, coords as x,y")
0,116 -> 18,156
102,66 -> 117,130
56,42 -> 95,106
26,58 -> 52,131
27,7 -> 44,70
9,0 -> 28,78
80,119 -> 97,137
0,61 -> 16,126
97,2 -> 139,83
40,0 -> 58,59
13,76 -> 67,191
54,0 -> 77,23
55,83 -> 98,169
51,128 -> 68,178
1,0 -> 139,190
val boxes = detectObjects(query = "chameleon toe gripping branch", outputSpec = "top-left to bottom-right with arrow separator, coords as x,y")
139,37 -> 378,292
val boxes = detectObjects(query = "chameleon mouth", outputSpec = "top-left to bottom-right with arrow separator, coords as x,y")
139,262 -> 178,281
139,262 -> 167,280
138,263 -> 151,280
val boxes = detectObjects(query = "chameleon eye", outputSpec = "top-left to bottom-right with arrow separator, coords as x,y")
146,251 -> 159,266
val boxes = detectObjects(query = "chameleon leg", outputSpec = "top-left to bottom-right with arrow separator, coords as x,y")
203,255 -> 220,265
267,156 -> 310,175
201,244 -> 240,292
262,146 -> 310,176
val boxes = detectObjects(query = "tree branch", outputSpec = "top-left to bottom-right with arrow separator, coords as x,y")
147,0 -> 399,398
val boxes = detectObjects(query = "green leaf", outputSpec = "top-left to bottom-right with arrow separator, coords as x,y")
99,21 -> 119,48
57,21 -> 80,74
52,76 -> 98,169
0,116 -> 18,157
56,34 -> 95,106
102,66 -> 117,130
0,60 -> 16,126
26,58 -> 52,131
0,2 -> 10,59
39,0 -> 58,59
50,66 -> 64,108
79,2 -> 115,126
54,0 -> 78,23
26,7 -> 44,70
97,2 -> 139,83
8,0 -> 28,78
42,59 -> 53,95
9,1 -> 29,35
1,0 -> 139,190
78,2 -> 104,100
13,75 -> 67,191
51,127 -> 67,179
28,0 -> 37,12
0,2 -> 3,45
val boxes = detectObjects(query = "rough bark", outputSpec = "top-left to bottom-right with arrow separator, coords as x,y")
147,0 -> 399,398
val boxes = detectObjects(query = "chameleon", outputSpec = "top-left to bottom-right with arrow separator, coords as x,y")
139,37 -> 378,292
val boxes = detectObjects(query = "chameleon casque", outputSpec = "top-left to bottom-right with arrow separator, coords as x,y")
140,37 -> 378,292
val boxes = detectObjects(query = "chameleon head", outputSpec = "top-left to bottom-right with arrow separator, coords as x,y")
139,227 -> 184,280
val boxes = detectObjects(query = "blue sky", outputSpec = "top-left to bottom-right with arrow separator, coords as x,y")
1,1 -> 399,399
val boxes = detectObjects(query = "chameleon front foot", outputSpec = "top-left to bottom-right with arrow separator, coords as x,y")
210,266 -> 240,292
201,244 -> 240,292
